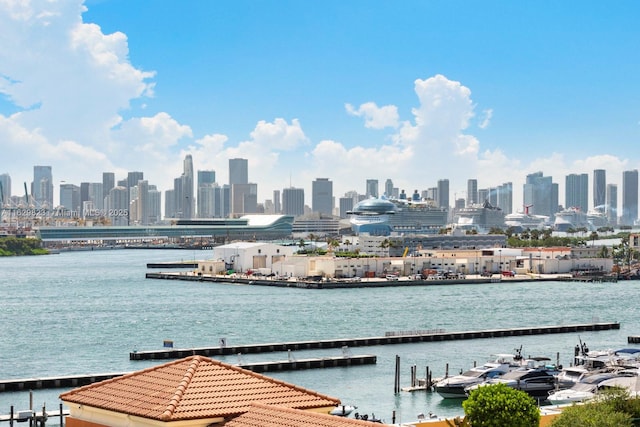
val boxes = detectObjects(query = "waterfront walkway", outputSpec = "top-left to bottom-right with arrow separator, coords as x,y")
129,322 -> 620,361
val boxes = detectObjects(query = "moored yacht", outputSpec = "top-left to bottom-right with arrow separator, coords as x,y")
434,353 -> 524,399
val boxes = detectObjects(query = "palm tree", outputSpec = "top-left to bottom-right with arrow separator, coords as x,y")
327,237 -> 340,254
307,233 -> 317,253
530,229 -> 540,241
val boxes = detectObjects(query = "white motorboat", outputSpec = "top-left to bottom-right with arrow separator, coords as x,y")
330,404 -> 357,416
547,372 -> 638,405
434,353 -> 524,399
466,366 -> 559,399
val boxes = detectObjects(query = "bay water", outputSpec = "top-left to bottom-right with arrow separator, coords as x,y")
1,249 -> 638,424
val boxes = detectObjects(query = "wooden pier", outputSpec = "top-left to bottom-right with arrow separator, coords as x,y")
0,355 -> 375,392
129,322 -> 620,361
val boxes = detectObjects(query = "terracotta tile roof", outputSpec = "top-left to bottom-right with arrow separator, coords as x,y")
59,356 -> 340,422
225,403 -> 391,427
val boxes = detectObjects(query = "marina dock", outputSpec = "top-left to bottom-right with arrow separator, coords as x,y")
129,322 -> 620,361
0,355 -> 376,392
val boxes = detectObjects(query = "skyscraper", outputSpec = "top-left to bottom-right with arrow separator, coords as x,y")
339,197 -> 353,219
437,179 -> 449,209
197,170 -> 216,218
312,178 -> 333,216
126,171 -> 143,224
0,173 -> 11,203
273,190 -> 281,214
229,158 -> 250,217
282,187 -> 305,216
102,172 -> 115,201
32,165 -> 53,207
365,179 -> 378,198
181,154 -> 194,219
593,169 -> 606,211
565,173 -> 588,212
622,169 -> 638,226
497,182 -> 513,215
59,183 -> 80,213
523,172 -> 558,217
105,186 -> 128,226
467,179 -> 478,206
606,183 -> 618,225
384,179 -> 394,198
229,158 -> 248,185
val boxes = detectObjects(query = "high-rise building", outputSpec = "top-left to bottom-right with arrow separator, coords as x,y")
105,186 -> 128,226
467,179 -> 478,206
229,158 -> 248,185
80,182 -> 90,216
497,182 -> 513,215
523,171 -> 558,217
32,165 -> 53,208
215,185 -> 230,218
565,173 -> 588,212
622,169 -> 639,226
365,179 -> 378,198
606,183 -> 618,225
312,178 -> 333,216
229,158 -> 250,217
437,179 -> 449,209
487,187 -> 498,207
198,170 -> 216,187
339,197 -> 354,219
0,173 -> 11,203
198,183 -> 218,218
136,180 -> 150,225
273,190 -> 281,214
148,185 -> 161,224
102,172 -> 115,201
230,183 -> 258,216
127,172 -> 144,191
282,187 -> 305,216
126,171 -> 143,224
384,179 -> 394,198
164,189 -> 175,219
59,184 -> 80,213
593,169 -> 606,212
181,155 -> 194,219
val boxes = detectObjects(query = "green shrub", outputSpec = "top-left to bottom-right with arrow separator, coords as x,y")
549,403 -> 631,427
462,383 -> 540,427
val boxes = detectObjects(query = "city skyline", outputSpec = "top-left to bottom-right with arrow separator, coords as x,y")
1,161 -> 637,221
1,1 -> 640,209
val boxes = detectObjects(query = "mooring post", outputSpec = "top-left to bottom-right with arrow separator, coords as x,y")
59,403 -> 64,427
394,355 -> 400,393
10,405 -> 14,427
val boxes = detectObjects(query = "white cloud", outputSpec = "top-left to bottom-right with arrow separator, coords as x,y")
345,102 -> 399,129
479,109 -> 493,129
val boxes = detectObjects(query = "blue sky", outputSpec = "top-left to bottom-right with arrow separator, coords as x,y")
1,0 -> 639,209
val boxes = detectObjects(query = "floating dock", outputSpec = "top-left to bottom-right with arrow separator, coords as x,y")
0,355 -> 375,392
130,322 -> 620,361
